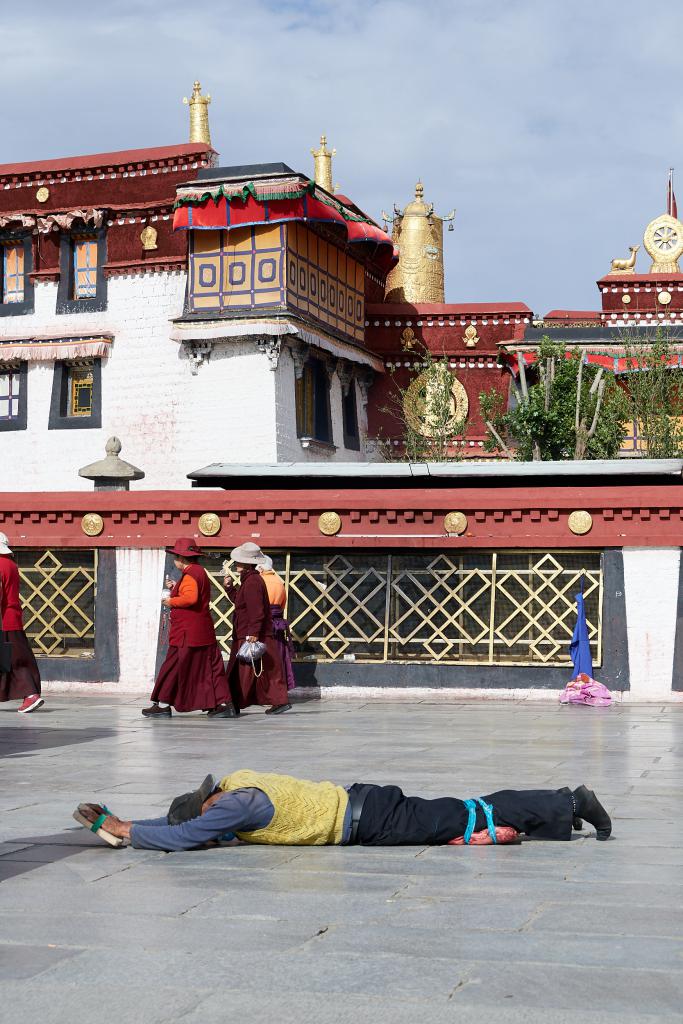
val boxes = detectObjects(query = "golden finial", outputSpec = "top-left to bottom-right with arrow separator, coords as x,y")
311,134 -> 336,193
183,80 -> 212,146
384,181 -> 455,303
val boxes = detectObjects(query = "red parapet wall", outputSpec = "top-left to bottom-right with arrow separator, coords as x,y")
0,486 -> 681,550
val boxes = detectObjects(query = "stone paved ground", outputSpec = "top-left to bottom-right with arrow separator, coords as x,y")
1,696 -> 683,1023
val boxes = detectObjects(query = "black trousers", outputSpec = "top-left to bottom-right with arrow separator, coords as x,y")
350,783 -> 574,845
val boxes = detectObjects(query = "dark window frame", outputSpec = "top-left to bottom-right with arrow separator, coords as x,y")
0,233 -> 34,317
48,358 -> 102,430
295,356 -> 334,445
342,379 -> 361,451
0,360 -> 28,431
56,226 -> 107,315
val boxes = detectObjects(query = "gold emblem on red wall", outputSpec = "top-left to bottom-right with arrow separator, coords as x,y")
463,325 -> 479,348
318,511 -> 342,536
444,511 -> 468,535
81,513 -> 104,537
36,186 -> 50,203
198,513 -> 221,537
568,510 -> 593,535
140,225 -> 158,251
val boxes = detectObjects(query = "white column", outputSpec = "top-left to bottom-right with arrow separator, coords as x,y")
623,547 -> 680,700
116,547 -> 166,692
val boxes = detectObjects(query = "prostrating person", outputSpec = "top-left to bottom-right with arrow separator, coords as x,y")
257,554 -> 295,692
73,770 -> 612,850
142,538 -> 237,719
0,533 -> 43,714
223,543 -> 290,715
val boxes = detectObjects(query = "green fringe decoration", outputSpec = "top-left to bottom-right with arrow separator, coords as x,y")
174,179 -> 374,227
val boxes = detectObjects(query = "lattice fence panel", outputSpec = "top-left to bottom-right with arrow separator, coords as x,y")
203,549 -> 602,666
16,549 -> 97,657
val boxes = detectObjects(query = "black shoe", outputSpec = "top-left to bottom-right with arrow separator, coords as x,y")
141,704 -> 171,717
207,704 -> 239,718
265,703 -> 292,715
573,816 -> 583,831
573,785 -> 611,840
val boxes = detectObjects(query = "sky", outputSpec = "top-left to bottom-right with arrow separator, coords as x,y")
2,0 -> 681,314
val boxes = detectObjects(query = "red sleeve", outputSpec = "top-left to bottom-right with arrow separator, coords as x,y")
241,574 -> 267,637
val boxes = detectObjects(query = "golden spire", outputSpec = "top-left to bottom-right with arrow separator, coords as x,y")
311,134 -> 336,192
183,81 -> 212,146
383,181 -> 455,303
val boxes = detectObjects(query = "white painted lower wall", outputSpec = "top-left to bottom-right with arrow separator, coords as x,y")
622,547 -> 681,701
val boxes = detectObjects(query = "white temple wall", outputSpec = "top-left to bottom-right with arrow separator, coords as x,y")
0,273 -> 284,489
623,547 -> 680,701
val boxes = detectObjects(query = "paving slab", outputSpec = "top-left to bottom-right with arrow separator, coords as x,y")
1,696 -> 683,1022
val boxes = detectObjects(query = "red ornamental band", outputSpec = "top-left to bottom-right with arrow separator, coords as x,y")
0,486 -> 681,550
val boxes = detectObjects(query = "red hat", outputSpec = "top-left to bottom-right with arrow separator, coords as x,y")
166,537 -> 202,559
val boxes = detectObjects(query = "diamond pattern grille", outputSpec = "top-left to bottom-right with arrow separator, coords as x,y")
205,549 -> 602,666
16,550 -> 97,657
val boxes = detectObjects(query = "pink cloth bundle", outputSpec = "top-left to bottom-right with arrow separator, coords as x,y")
559,673 -> 612,707
448,826 -> 521,846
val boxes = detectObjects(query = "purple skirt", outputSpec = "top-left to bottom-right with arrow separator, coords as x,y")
0,630 -> 41,702
270,605 -> 296,691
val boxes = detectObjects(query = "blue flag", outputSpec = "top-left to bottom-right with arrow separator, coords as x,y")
569,585 -> 594,679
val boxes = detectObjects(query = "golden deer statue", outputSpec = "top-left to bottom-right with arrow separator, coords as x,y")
609,245 -> 639,273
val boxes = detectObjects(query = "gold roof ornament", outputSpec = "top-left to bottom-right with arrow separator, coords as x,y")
608,245 -> 639,274
183,81 -> 212,146
311,135 -> 336,193
643,213 -> 683,273
383,182 -> 455,303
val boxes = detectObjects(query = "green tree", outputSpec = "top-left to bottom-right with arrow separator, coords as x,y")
621,330 -> 683,458
480,339 -> 630,461
379,339 -> 466,462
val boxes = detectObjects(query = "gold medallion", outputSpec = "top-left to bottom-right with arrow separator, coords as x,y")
621,293 -> 631,304
36,186 -> 50,203
81,513 -> 104,537
444,511 -> 468,535
140,225 -> 158,251
658,290 -> 672,305
318,511 -> 342,536
568,510 -> 593,535
198,512 -> 221,537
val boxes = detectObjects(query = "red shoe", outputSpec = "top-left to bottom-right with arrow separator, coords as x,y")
18,695 -> 44,714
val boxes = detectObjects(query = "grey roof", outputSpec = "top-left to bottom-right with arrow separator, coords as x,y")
189,459 -> 683,482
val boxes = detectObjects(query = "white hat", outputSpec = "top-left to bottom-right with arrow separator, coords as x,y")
0,532 -> 12,555
230,542 -> 266,565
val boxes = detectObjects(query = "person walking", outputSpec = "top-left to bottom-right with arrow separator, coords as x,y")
142,538 -> 237,719
224,543 -> 290,715
257,555 -> 296,693
0,533 -> 43,714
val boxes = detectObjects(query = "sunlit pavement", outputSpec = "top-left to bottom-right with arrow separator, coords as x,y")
1,695 -> 682,1023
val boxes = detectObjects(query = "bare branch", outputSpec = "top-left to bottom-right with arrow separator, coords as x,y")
518,355 -> 529,402
575,353 -> 584,431
589,366 -> 604,397
586,378 -> 606,439
544,357 -> 552,412
485,420 -> 512,458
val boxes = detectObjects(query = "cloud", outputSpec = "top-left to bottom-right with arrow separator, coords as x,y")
1,0 -> 681,312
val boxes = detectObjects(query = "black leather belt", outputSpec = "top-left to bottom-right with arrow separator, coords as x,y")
348,784 -> 372,845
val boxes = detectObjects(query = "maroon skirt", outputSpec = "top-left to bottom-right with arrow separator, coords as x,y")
150,643 -> 231,713
0,630 -> 41,702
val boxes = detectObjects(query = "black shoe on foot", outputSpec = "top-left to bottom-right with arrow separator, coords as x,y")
573,785 -> 611,840
265,703 -> 292,715
141,704 -> 171,717
207,703 -> 239,718
573,816 -> 583,831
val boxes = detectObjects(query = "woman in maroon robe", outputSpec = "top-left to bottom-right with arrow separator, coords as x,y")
0,533 -> 43,714
223,543 -> 290,715
142,538 -> 236,719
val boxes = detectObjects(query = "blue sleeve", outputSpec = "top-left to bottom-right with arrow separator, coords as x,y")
130,789 -> 274,852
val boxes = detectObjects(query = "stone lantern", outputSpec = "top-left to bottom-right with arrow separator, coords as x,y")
78,437 -> 145,491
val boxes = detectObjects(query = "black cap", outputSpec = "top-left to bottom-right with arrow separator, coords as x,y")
167,774 -> 216,825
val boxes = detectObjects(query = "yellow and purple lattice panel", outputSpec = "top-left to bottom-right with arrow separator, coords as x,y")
286,224 -> 364,343
189,225 -> 286,312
